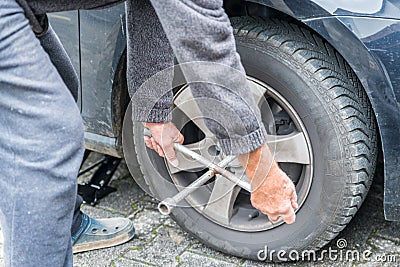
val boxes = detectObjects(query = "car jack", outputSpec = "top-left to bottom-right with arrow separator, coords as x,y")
78,150 -> 121,206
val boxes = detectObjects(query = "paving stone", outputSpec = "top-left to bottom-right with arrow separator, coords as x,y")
358,259 -> 398,267
123,226 -> 191,266
132,209 -> 166,245
163,218 -> 178,228
96,177 -> 146,216
129,198 -> 161,216
375,221 -> 400,243
242,259 -> 365,267
241,261 -> 274,267
163,222 -> 197,244
368,237 -> 400,254
113,257 -> 156,267
178,251 -> 237,267
113,159 -> 130,178
357,251 -> 399,267
242,259 -> 340,267
74,247 -> 123,267
241,260 -> 317,267
80,203 -> 123,219
188,243 -> 243,264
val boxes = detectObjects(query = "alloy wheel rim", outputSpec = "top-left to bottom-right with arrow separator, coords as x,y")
167,76 -> 313,232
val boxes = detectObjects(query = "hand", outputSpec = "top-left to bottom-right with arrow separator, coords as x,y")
238,144 -> 298,224
143,122 -> 184,167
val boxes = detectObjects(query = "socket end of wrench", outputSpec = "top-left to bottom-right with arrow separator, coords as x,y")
158,198 -> 177,215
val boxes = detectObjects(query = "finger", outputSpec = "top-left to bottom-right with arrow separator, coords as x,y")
291,199 -> 299,210
284,181 -> 296,195
144,136 -> 153,149
155,145 -> 164,157
176,133 -> 184,145
150,138 -> 158,153
163,143 -> 179,167
150,138 -> 162,157
281,207 -> 296,224
291,190 -> 299,210
267,214 -> 280,223
157,144 -> 165,157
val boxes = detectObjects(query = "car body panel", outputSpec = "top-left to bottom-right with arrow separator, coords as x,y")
50,5 -> 127,157
80,4 -> 126,137
307,0 -> 400,19
48,11 -> 81,108
50,0 -> 400,220
247,0 -> 400,20
304,16 -> 400,221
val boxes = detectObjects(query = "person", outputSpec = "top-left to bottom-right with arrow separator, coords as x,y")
0,1 -> 136,265
28,8 -> 136,255
0,0 -> 297,266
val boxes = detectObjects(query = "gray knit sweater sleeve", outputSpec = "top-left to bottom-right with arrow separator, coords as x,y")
125,0 -> 175,123
145,0 -> 267,154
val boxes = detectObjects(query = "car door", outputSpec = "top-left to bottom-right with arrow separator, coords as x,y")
48,11 -> 81,108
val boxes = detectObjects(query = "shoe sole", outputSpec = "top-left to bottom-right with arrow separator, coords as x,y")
72,223 -> 135,254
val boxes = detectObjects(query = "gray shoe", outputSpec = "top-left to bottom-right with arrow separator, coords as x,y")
72,213 -> 135,253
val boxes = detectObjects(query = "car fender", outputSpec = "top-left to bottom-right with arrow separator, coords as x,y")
245,0 -> 400,220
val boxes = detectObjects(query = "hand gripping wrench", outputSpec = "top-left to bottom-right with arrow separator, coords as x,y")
144,128 -> 251,215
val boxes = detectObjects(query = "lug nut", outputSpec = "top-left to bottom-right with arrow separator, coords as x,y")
248,210 -> 260,220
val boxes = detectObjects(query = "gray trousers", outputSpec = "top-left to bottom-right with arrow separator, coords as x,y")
1,0 -> 266,266
0,1 -> 84,266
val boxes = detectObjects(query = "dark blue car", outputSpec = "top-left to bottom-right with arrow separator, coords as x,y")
50,0 -> 400,260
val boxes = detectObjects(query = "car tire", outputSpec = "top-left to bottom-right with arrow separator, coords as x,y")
130,17 -> 378,261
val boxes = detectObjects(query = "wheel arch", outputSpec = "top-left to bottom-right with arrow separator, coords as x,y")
225,0 -> 400,220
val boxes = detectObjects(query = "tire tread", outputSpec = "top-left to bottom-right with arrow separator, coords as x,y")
233,16 -> 377,254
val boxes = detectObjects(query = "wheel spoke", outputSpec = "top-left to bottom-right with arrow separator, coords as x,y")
174,87 -> 214,137
267,131 -> 310,164
203,174 -> 242,225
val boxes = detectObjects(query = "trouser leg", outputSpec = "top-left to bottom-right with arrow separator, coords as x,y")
130,0 -> 267,155
71,195 -> 84,235
0,1 -> 84,266
38,23 -> 79,101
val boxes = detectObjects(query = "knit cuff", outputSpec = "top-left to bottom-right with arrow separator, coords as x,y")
218,126 -> 268,155
131,106 -> 172,123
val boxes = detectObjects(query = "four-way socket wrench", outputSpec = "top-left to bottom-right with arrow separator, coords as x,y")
144,128 -> 251,215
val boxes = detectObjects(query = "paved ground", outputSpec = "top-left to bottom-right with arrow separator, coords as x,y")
0,153 -> 399,266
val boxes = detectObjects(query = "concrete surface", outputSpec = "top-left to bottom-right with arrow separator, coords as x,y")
0,153 -> 399,266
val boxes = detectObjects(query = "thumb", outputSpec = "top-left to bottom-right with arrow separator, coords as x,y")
282,208 -> 296,224
164,143 -> 179,167
176,132 -> 185,145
